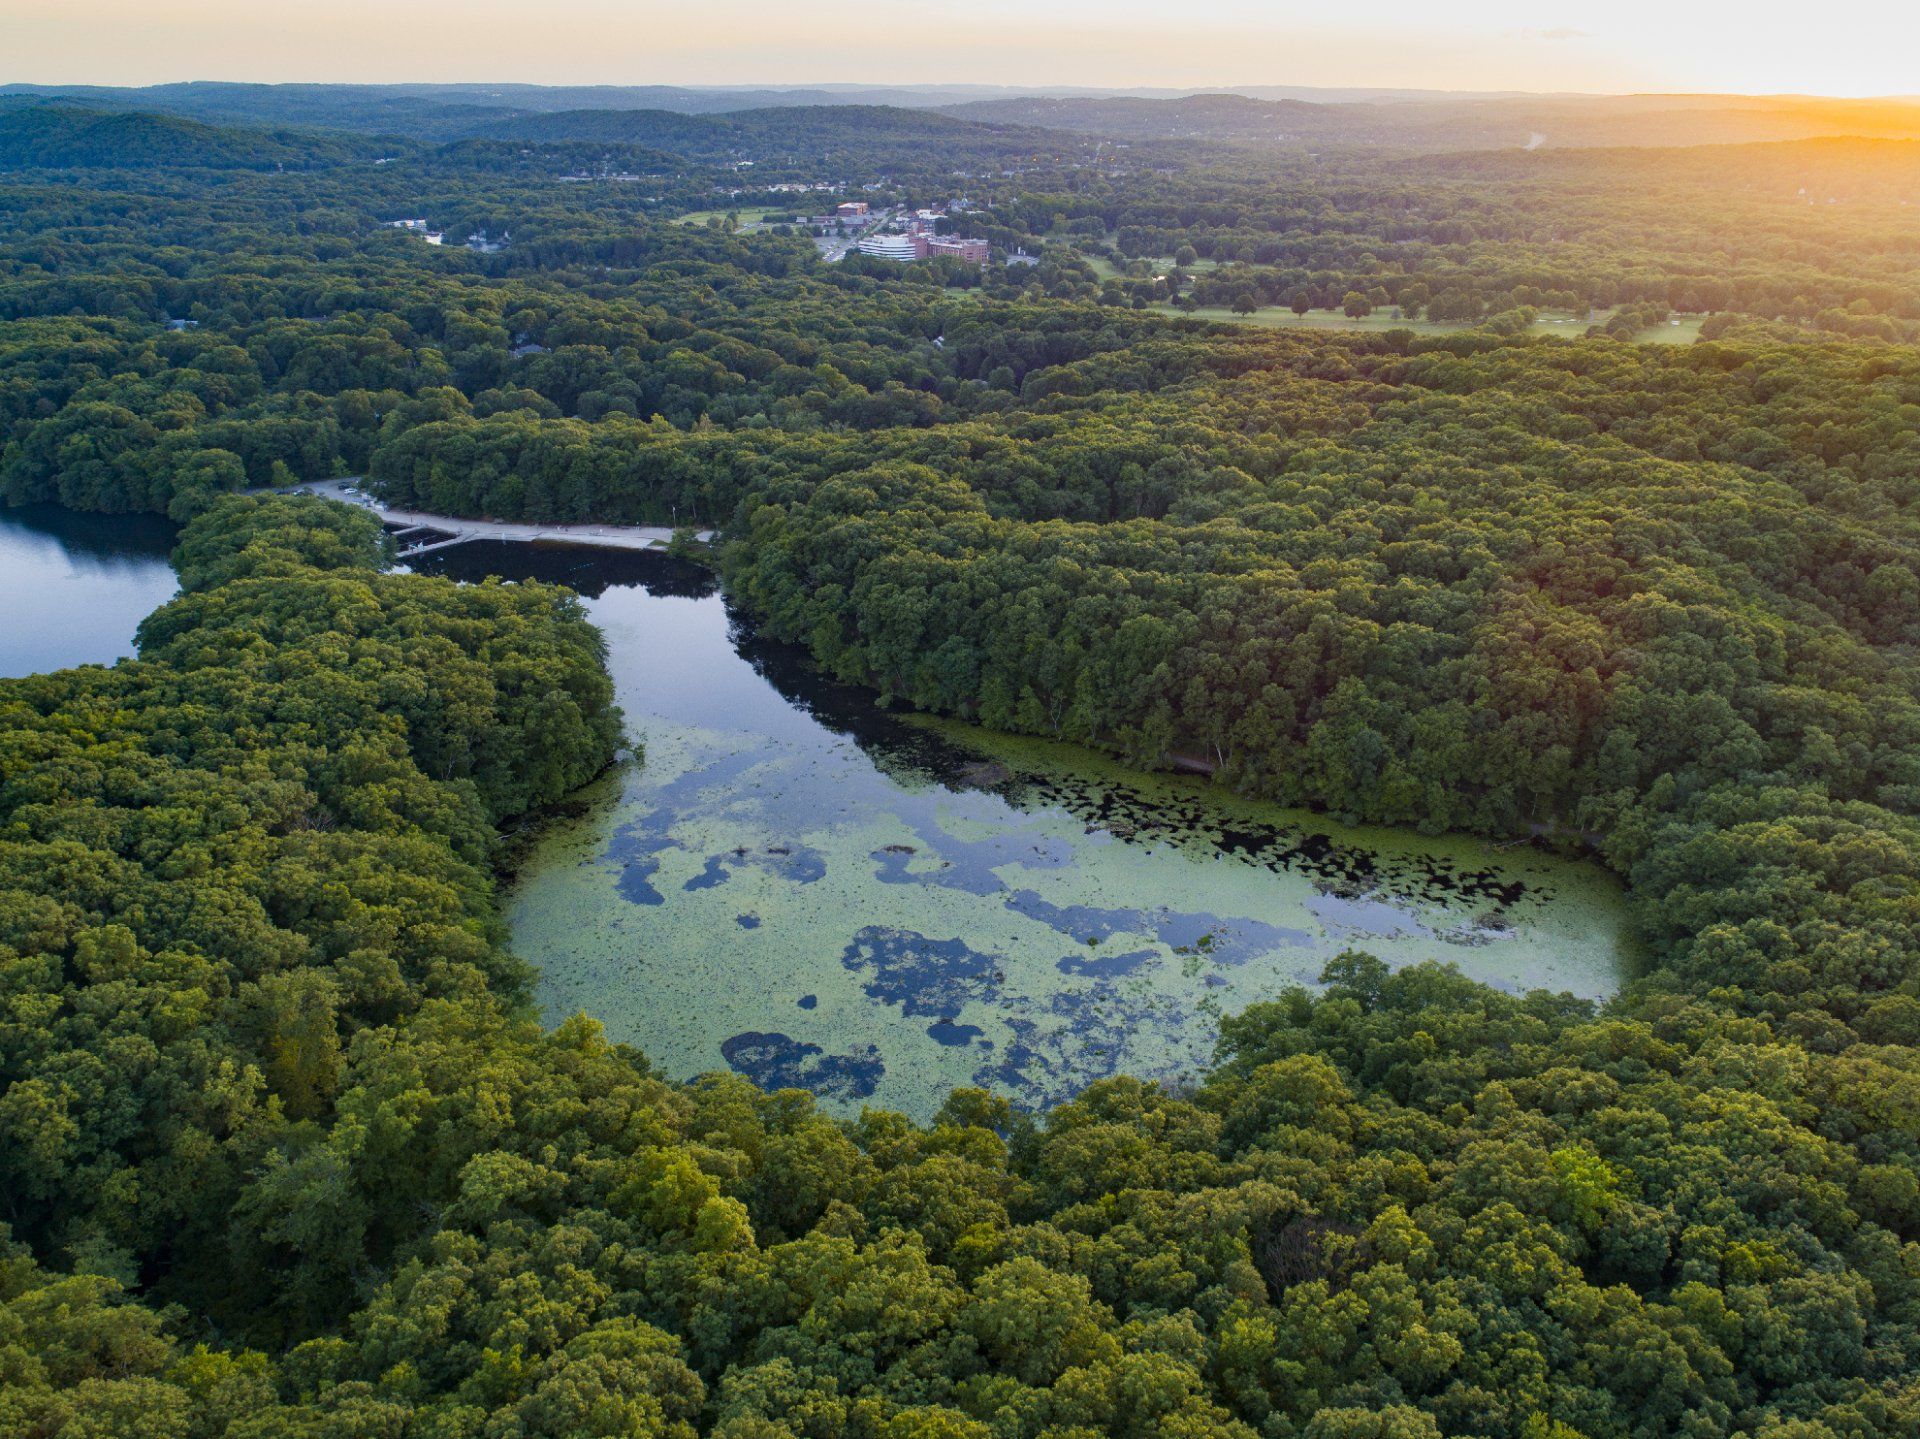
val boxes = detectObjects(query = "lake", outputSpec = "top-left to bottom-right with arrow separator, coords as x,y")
415,541 -> 1631,1120
0,515 -> 1630,1120
0,505 -> 180,678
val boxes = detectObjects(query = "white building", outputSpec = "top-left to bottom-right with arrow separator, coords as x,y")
857,234 -> 924,261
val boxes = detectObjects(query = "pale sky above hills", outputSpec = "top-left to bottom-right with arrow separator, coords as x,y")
4,0 -> 1911,99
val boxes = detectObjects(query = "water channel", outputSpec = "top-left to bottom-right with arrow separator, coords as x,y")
0,511 -> 1630,1121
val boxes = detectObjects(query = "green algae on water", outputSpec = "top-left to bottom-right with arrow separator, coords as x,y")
509,688 -> 1630,1122
418,539 -> 1631,1123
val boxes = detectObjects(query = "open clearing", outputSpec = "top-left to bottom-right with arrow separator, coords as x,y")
673,209 -> 780,229
1084,253 -> 1223,280
1152,304 -> 1707,344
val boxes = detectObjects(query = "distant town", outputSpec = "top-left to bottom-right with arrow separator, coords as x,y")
387,197 -> 1004,266
837,203 -> 991,265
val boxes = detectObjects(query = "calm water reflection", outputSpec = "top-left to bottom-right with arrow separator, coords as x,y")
417,541 -> 1630,1120
0,506 -> 178,678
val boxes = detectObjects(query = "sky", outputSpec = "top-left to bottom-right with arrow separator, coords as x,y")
4,0 -> 1915,98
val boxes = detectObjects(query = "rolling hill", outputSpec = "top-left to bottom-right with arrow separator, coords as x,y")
467,104 -> 1096,167
0,101 -> 398,169
943,90 -> 1920,151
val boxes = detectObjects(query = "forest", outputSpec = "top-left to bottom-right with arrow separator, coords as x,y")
14,80 -> 1920,150
2,95 -> 1919,1438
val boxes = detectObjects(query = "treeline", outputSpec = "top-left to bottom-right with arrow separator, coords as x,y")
4,496 -> 1918,1438
363,330 -> 1920,999
1016,140 -> 1920,336
471,103 -> 1100,174
6,118 -> 1920,1439
0,101 -> 391,170
0,192 -> 1171,515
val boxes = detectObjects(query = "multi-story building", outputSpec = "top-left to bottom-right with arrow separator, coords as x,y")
857,233 -> 926,261
926,236 -> 990,265
854,229 -> 993,266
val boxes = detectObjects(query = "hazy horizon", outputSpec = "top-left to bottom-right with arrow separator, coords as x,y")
4,1 -> 1913,100
9,79 -> 1920,105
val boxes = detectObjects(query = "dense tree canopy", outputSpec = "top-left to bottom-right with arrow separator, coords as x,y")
4,103 -> 1920,1439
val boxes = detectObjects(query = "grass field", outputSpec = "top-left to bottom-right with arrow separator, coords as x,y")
1151,304 -> 1706,344
1084,253 -> 1223,280
672,209 -> 781,230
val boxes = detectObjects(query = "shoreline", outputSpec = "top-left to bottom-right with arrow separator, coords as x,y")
286,478 -> 716,554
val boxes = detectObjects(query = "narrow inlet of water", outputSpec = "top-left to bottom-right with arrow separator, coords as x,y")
0,505 -> 178,678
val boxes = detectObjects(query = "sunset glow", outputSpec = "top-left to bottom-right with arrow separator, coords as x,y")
4,0 -> 1914,96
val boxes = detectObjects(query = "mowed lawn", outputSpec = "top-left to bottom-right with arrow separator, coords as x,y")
673,209 -> 783,229
1152,304 -> 1708,343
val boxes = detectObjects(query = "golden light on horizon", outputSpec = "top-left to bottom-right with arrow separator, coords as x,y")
2,0 -> 1914,98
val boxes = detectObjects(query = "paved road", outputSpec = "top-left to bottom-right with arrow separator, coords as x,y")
296,479 -> 715,553
818,207 -> 898,263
